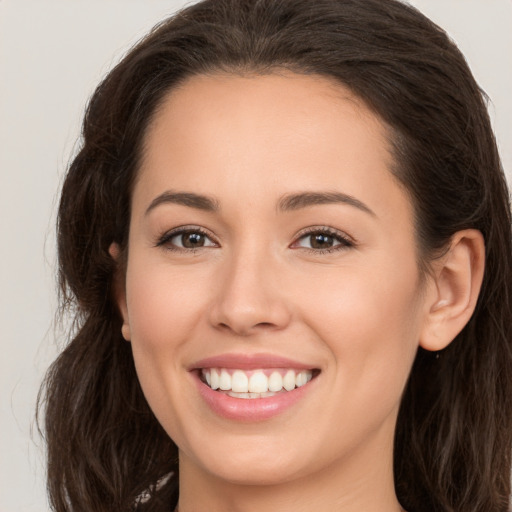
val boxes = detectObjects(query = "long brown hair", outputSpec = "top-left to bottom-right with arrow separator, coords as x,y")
39,0 -> 512,510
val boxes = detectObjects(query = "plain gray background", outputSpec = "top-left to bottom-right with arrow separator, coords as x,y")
1,1 -> 511,510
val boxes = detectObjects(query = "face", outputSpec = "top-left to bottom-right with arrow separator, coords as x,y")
117,72 -> 432,488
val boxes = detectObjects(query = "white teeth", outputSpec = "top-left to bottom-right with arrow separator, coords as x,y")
296,371 -> 310,387
219,369 -> 231,390
227,391 -> 276,399
248,371 -> 268,393
268,371 -> 283,392
201,368 -> 314,396
283,370 -> 296,391
231,370 -> 249,392
210,368 -> 220,390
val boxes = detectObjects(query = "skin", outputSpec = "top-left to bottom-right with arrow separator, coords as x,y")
112,72 -> 485,512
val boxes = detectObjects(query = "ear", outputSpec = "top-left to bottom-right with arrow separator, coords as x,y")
419,229 -> 485,351
109,242 -> 131,341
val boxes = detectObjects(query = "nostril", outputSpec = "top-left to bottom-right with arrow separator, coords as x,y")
215,320 -> 280,336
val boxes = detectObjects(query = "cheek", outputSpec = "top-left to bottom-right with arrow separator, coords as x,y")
125,258 -> 207,348
299,255 -> 422,413
304,253 -> 421,337
123,258 -> 209,425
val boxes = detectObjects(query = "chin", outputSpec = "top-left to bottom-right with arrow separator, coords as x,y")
180,433 -> 316,486
204,457 -> 306,486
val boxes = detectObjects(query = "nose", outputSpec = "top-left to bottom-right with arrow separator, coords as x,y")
208,248 -> 292,337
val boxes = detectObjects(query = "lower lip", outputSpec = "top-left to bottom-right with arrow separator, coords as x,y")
193,372 -> 317,422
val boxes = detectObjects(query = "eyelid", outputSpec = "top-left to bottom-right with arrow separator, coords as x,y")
290,226 -> 355,251
154,224 -> 354,253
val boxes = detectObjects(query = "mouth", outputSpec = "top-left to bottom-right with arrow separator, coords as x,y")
198,368 -> 320,399
191,354 -> 321,420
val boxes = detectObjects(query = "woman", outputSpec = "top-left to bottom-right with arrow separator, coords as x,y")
39,0 -> 512,510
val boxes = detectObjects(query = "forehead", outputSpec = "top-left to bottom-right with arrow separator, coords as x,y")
135,72 -> 410,224
142,72 -> 390,170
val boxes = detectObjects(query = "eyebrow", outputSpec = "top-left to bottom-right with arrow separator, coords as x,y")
145,191 -> 219,215
278,191 -> 375,216
145,190 -> 374,217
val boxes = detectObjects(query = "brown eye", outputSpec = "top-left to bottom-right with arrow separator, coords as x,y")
293,229 -> 353,252
165,230 -> 217,249
309,233 -> 335,249
181,232 -> 206,248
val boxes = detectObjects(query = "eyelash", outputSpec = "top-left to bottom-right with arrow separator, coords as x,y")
291,227 -> 355,254
155,226 -> 355,254
155,226 -> 218,252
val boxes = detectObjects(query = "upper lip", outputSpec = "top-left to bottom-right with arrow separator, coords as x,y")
190,353 -> 317,371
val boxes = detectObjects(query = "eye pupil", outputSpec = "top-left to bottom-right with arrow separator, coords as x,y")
182,232 -> 205,248
311,233 -> 334,249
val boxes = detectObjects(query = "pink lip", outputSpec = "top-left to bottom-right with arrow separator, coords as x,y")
193,372 -> 317,422
189,353 -> 319,422
190,353 -> 316,371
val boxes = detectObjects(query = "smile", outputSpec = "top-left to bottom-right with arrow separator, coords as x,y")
191,354 -> 320,420
200,368 -> 314,398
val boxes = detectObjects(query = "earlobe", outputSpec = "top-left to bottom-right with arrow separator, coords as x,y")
419,229 -> 485,352
121,323 -> 131,342
108,242 -> 131,342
